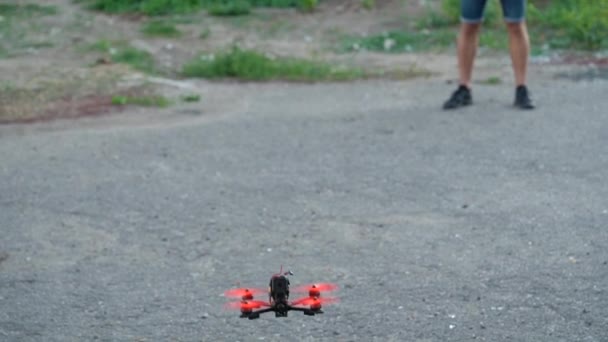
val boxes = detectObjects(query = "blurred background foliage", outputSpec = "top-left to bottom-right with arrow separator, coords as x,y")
439,0 -> 608,50
74,0 -> 608,50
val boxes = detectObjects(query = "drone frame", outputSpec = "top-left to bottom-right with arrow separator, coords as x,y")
241,304 -> 324,320
226,266 -> 337,320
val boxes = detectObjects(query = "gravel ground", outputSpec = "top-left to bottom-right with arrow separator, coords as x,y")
1,75 -> 607,341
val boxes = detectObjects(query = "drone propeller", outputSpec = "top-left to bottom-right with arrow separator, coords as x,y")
293,283 -> 338,297
291,296 -> 339,309
224,300 -> 270,311
224,288 -> 266,300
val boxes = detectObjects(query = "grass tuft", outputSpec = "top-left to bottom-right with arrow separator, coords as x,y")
181,94 -> 201,102
182,47 -> 365,81
207,1 -> 251,16
78,0 -> 307,16
86,40 -> 157,73
480,76 -> 502,85
0,3 -> 58,58
79,0 -> 201,15
528,0 -> 608,50
112,95 -> 170,107
0,4 -> 58,17
112,47 -> 156,73
142,20 -> 182,37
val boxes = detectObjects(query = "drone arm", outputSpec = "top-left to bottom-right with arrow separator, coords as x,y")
247,307 -> 275,319
288,306 -> 323,315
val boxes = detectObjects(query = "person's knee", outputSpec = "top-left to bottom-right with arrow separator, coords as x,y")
461,23 -> 481,37
506,22 -> 526,36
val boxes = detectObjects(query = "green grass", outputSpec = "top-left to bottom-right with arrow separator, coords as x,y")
479,76 -> 502,85
340,29 -> 456,53
78,0 -> 311,16
113,47 -> 156,73
416,0 -> 608,51
142,20 -> 182,37
207,1 -> 251,16
182,47 -> 366,81
0,4 -> 58,17
112,95 -> 171,107
528,0 -> 608,50
0,45 -> 8,59
87,40 -> 156,73
78,0 -> 202,15
200,28 -> 211,39
0,3 -> 58,58
414,9 -> 454,30
181,94 -> 201,102
223,0 -> 298,8
297,0 -> 317,11
479,29 -> 509,50
361,0 -> 375,10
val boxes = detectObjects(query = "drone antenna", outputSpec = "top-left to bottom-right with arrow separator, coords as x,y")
278,265 -> 293,276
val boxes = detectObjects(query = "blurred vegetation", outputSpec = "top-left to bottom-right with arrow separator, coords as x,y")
87,40 -> 157,73
141,20 -> 182,37
438,0 -> 608,50
527,0 -> 608,50
76,0 -> 315,16
112,95 -> 171,107
207,1 -> 251,16
182,47 -> 365,81
0,4 -> 58,58
74,0 -> 607,50
181,94 -> 201,102
0,3 -> 58,16
347,0 -> 608,54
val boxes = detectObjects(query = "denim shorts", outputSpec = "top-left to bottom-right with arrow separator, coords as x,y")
461,0 -> 527,23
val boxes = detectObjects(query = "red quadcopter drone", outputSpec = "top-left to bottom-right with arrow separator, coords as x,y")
224,266 -> 339,320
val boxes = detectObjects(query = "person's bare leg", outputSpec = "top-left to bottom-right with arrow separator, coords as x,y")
506,21 -> 534,108
443,21 -> 483,109
458,22 -> 482,88
506,21 -> 530,86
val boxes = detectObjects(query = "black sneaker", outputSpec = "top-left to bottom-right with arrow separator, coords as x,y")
443,85 -> 472,110
514,85 -> 535,109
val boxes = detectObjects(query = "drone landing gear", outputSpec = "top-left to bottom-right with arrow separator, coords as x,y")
303,309 -> 323,316
243,307 -> 324,320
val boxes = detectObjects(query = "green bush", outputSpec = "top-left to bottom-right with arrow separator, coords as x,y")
142,20 -> 182,37
242,0 -> 298,7
430,0 -> 608,50
207,1 -> 251,16
361,0 -> 375,10
80,0 -> 314,15
112,95 -> 170,107
298,0 -> 317,11
113,47 -> 156,73
0,4 -> 58,16
528,0 -> 608,50
182,47 -> 363,81
82,0 -> 202,15
87,41 -> 157,73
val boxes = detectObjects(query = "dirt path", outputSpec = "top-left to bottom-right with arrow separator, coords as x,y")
0,0 -> 502,123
